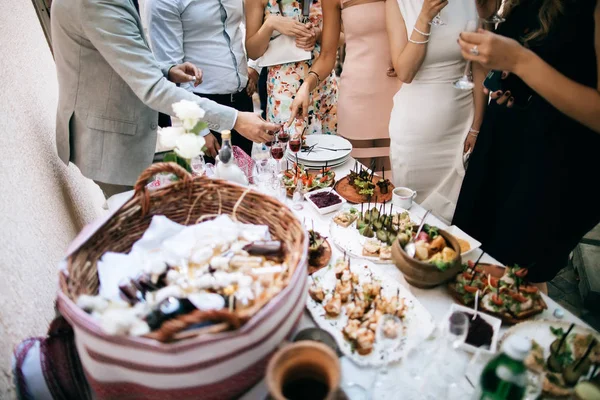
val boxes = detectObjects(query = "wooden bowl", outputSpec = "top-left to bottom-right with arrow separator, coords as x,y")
391,229 -> 462,289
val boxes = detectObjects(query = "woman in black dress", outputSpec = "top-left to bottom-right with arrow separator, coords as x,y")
453,0 -> 600,291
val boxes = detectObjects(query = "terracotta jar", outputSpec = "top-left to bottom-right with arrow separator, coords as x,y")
266,341 -> 341,400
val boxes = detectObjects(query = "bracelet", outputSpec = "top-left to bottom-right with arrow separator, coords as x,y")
308,70 -> 321,86
413,27 -> 431,36
468,132 -> 478,137
408,38 -> 430,44
469,128 -> 480,134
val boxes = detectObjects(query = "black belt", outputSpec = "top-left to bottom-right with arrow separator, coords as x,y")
197,90 -> 247,105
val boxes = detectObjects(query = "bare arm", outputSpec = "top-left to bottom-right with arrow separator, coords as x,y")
463,61 -> 488,152
386,0 -> 447,84
459,1 -> 600,134
245,0 -> 274,59
245,0 -> 312,59
309,0 -> 342,89
287,0 -> 341,119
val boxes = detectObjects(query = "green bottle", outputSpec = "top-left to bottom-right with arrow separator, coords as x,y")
473,335 -> 531,400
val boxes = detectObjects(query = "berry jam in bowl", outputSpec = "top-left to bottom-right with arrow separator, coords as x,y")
304,188 -> 346,215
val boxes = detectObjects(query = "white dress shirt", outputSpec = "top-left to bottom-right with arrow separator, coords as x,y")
146,0 -> 258,95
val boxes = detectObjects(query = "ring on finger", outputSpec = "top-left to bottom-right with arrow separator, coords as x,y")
469,45 -> 479,56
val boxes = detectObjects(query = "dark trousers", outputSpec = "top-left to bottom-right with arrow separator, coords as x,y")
194,90 -> 253,157
158,112 -> 171,128
258,68 -> 268,120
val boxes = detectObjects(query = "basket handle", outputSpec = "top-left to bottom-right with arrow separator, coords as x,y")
133,162 -> 192,215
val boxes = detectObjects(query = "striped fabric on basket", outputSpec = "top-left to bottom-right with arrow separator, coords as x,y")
55,254 -> 307,400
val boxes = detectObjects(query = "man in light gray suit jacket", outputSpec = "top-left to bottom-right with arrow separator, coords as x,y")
51,0 -> 278,196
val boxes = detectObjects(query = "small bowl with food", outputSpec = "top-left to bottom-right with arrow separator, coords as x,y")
444,303 -> 502,355
305,188 -> 346,215
444,225 -> 481,257
391,224 -> 462,289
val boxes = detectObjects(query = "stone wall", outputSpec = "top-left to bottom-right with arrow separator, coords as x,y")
0,1 -> 105,397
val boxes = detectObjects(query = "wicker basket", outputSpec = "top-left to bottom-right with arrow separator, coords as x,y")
391,229 -> 462,289
56,163 -> 309,400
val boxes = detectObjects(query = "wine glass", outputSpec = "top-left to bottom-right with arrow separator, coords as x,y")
371,315 -> 403,396
270,141 -> 285,176
277,127 -> 290,146
430,13 -> 446,26
463,346 -> 494,396
292,179 -> 304,210
442,312 -> 470,397
483,0 -> 505,24
446,311 -> 469,349
453,19 -> 483,90
190,155 -> 206,176
289,133 -> 302,155
251,142 -> 270,187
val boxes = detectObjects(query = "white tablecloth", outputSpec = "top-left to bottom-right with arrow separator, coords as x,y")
107,158 -> 591,399
238,157 -> 591,400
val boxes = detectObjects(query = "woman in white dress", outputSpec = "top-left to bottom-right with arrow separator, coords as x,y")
386,0 -> 487,223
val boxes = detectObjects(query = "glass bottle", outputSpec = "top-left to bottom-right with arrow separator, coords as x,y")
472,335 -> 531,400
214,130 -> 248,186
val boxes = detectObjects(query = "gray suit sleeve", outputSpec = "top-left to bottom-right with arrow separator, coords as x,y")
80,0 -> 237,131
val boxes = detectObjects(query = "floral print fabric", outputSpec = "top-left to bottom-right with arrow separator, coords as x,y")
265,0 -> 338,135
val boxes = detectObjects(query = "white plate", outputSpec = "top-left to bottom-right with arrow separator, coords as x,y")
292,135 -> 352,163
443,303 -> 502,355
306,261 -> 435,367
499,320 -> 600,399
304,188 -> 346,215
285,154 -> 350,169
329,204 -> 419,264
445,225 -> 482,257
291,148 -> 349,164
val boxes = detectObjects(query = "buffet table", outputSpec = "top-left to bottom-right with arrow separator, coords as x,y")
239,156 -> 592,399
100,156 -> 592,399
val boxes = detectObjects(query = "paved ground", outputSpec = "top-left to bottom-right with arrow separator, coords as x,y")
549,223 -> 600,331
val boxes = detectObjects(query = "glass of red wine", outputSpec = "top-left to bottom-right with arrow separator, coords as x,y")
270,141 -> 285,176
277,128 -> 290,145
289,134 -> 302,154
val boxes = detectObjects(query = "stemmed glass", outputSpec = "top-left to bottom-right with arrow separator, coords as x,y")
430,12 -> 446,26
442,312 -> 470,398
277,127 -> 290,146
289,132 -> 302,155
190,155 -> 206,176
483,0 -> 505,24
371,315 -> 403,397
453,18 -> 482,90
418,312 -> 469,399
270,140 -> 285,177
251,142 -> 270,187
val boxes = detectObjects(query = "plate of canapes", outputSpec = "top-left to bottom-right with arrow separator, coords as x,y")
334,163 -> 394,204
306,257 -> 435,366
329,203 -> 416,264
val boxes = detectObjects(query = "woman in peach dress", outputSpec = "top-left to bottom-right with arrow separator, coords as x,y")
290,0 -> 400,172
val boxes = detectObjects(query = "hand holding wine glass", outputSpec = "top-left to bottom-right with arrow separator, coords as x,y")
457,29 -> 529,73
419,0 -> 449,26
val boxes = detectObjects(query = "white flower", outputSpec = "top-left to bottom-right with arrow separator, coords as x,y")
174,133 -> 206,160
172,100 -> 205,131
158,126 -> 185,149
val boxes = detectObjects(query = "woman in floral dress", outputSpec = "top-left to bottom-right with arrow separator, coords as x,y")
246,0 -> 339,135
